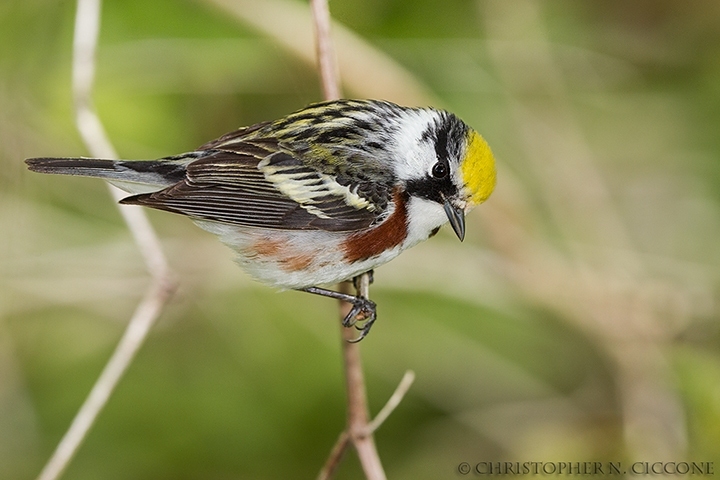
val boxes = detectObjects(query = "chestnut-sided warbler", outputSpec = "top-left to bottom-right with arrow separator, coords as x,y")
26,99 -> 496,340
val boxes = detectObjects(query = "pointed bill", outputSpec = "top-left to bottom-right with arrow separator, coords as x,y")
443,200 -> 465,241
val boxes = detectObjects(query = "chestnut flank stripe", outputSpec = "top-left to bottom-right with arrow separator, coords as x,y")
342,188 -> 408,263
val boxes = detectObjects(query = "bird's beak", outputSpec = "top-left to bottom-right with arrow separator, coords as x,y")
443,200 -> 465,241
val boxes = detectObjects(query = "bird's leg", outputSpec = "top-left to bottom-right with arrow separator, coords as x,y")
299,275 -> 377,342
353,269 -> 374,290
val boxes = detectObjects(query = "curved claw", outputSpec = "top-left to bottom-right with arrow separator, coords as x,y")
347,314 -> 377,343
297,285 -> 378,341
342,296 -> 377,342
341,296 -> 376,327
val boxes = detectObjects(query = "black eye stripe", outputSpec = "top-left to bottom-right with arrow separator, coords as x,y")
423,112 -> 470,164
434,123 -> 450,162
405,174 -> 457,204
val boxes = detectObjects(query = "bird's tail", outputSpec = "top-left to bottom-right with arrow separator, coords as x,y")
25,156 -> 191,194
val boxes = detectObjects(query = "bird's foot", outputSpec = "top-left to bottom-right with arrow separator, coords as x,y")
342,296 -> 377,343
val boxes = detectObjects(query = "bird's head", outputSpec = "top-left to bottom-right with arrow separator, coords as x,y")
394,108 -> 496,241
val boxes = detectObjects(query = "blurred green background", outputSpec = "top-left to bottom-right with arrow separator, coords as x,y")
2,0 -> 720,478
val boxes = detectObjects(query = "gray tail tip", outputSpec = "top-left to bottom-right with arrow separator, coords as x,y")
25,157 -> 56,172
25,157 -> 115,174
25,157 -> 83,172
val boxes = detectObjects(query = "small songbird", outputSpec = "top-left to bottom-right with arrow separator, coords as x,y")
26,99 -> 496,340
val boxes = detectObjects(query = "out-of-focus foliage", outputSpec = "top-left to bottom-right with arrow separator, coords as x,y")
2,0 -> 720,479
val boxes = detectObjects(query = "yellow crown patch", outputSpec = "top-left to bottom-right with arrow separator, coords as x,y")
461,130 -> 496,206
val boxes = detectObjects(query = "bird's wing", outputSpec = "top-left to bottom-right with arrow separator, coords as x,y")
121,139 -> 391,232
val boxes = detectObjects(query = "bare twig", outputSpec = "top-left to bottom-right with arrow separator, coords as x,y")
366,370 -> 415,435
338,284 -> 386,480
318,365 -> 415,480
203,0 -> 433,105
36,280 -> 172,480
36,1 -> 175,479
318,367 -> 414,480
310,0 -> 341,101
310,0 -> 397,478
343,273 -> 384,476
317,431 -> 350,480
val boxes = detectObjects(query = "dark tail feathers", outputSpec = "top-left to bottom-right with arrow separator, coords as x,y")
25,157 -> 188,189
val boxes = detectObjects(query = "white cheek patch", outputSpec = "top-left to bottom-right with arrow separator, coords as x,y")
391,109 -> 441,181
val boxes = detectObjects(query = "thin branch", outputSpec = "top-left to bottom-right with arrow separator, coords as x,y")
310,0 -> 389,479
366,370 -> 415,435
318,368 -> 415,480
317,368 -> 413,480
36,280 -> 172,480
317,431 -> 350,480
310,0 -> 341,101
36,1 -> 175,479
338,285 -> 385,480
341,273 -> 385,478
204,0 -> 432,105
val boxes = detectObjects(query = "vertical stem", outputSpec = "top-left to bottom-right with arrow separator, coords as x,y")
36,1 -> 175,479
339,282 -> 385,480
310,0 -> 385,478
310,0 -> 342,101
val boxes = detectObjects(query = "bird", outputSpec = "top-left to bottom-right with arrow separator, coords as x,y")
26,99 -> 496,341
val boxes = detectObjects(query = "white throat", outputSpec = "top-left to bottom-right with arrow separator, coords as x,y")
404,196 -> 448,247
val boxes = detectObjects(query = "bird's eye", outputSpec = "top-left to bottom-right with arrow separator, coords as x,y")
431,161 -> 448,178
